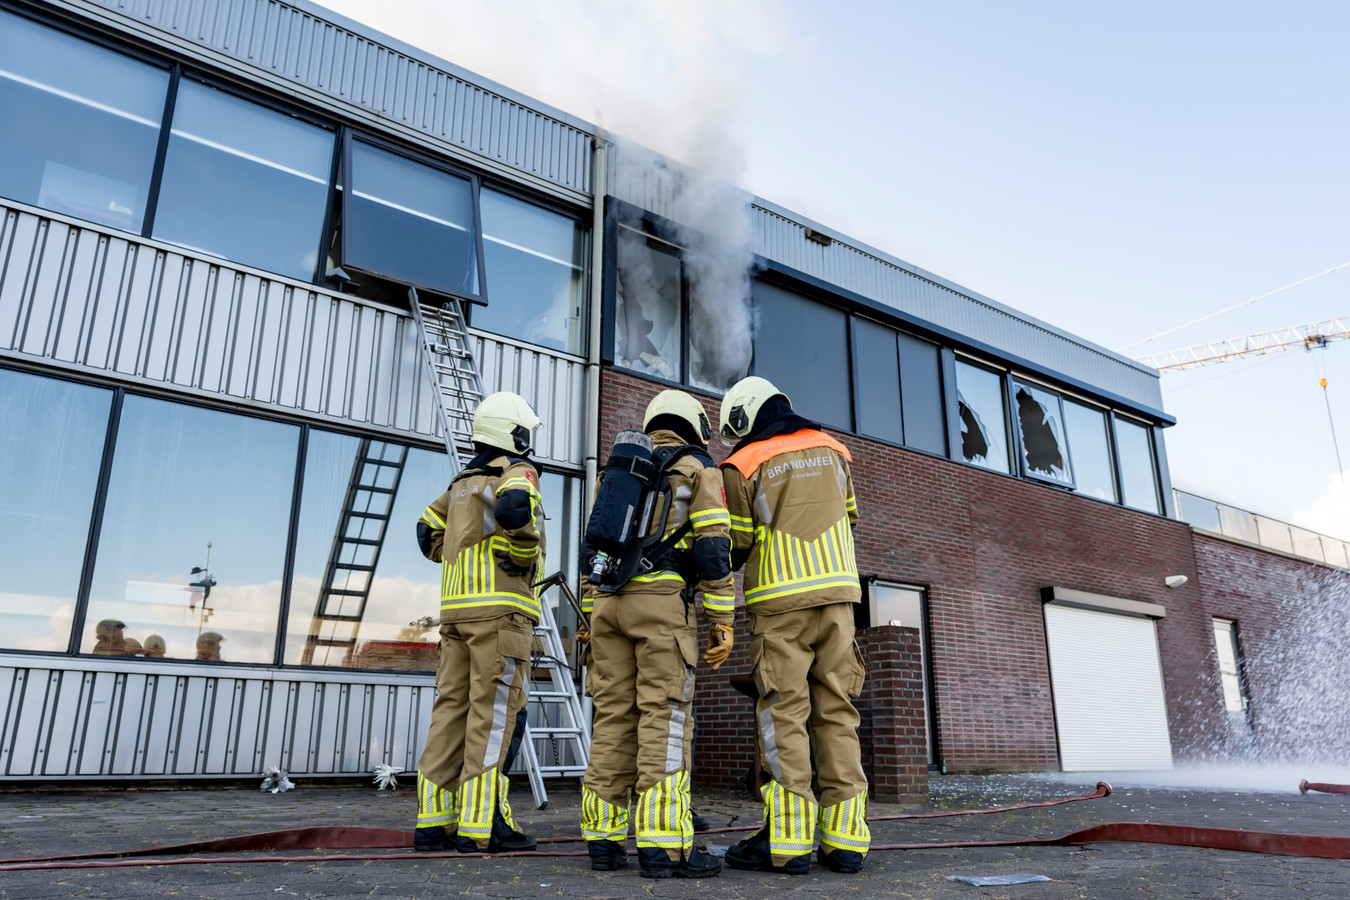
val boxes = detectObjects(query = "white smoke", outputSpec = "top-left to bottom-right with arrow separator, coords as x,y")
317,0 -> 801,393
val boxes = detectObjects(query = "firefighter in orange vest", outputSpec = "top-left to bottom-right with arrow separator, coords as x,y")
718,376 -> 870,875
579,390 -> 733,879
413,391 -> 545,854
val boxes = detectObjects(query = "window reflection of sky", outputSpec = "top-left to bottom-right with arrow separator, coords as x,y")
955,361 -> 1010,474
84,396 -> 299,664
0,369 -> 111,652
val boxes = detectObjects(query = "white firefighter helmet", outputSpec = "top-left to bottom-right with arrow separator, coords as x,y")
643,389 -> 712,443
719,376 -> 789,441
472,391 -> 542,454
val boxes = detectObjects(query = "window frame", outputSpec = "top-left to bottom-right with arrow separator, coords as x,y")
951,353 -> 1014,474
339,130 -> 487,303
1008,375 -> 1077,490
1113,412 -> 1163,514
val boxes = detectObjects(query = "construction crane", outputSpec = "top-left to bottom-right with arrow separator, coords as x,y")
1135,317 -> 1350,372
1136,316 -> 1348,484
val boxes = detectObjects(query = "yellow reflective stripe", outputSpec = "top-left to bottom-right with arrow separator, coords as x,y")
702,593 -> 734,612
729,513 -> 754,534
421,506 -> 445,529
629,571 -> 686,584
417,772 -> 458,827
498,477 -> 537,493
745,575 -> 861,604
819,794 -> 871,852
581,785 -> 629,842
689,507 -> 731,528
440,596 -> 541,618
635,772 -> 691,852
845,495 -> 857,512
763,782 -> 816,855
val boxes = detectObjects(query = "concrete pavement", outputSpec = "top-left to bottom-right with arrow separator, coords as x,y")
2,773 -> 1349,899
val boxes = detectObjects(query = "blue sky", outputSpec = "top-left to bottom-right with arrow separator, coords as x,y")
321,0 -> 1350,538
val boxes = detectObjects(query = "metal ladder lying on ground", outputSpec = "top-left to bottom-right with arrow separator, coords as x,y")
410,288 -> 590,808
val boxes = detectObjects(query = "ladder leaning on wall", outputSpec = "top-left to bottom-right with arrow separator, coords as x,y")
409,287 -> 589,809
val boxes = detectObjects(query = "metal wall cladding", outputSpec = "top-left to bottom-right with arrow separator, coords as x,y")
0,657 -> 432,778
0,200 -> 587,470
753,209 -> 1164,411
69,0 -> 591,196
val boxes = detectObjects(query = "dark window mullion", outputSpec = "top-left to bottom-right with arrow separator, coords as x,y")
70,388 -> 124,655
141,63 -> 181,239
273,423 -> 310,667
313,126 -> 345,286
680,257 -> 691,384
470,172 -> 488,302
1105,414 -> 1125,506
846,315 -> 860,434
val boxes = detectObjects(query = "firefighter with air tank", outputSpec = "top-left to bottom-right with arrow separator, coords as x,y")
577,389 -> 734,879
412,391 -> 546,855
717,376 -> 871,875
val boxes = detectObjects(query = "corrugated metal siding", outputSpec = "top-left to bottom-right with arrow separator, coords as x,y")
606,151 -> 1163,413
0,199 -> 587,470
60,0 -> 592,197
0,656 -> 431,778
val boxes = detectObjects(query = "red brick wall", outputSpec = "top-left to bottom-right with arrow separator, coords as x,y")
598,369 -> 1343,777
855,626 -> 929,802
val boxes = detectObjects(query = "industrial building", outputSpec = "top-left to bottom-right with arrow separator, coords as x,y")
2,0 -> 1347,796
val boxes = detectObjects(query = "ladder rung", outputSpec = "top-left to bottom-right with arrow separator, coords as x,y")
529,726 -> 584,737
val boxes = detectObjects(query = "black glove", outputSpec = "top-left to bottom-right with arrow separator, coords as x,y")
494,551 -> 531,577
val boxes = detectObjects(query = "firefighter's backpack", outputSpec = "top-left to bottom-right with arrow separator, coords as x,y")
585,430 -> 711,593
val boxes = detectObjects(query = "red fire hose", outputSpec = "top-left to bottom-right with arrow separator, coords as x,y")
3,781 -> 1348,871
1300,779 -> 1350,795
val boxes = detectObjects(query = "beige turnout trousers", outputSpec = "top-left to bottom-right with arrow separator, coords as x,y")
751,601 -> 870,862
582,587 -> 698,861
418,612 -> 533,844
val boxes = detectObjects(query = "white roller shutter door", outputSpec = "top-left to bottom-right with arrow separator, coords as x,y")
1043,603 -> 1173,771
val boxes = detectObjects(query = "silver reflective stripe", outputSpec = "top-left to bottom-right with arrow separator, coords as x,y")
753,477 -> 773,526
758,692 -> 784,783
664,668 -> 694,771
836,460 -> 848,494
483,657 -> 518,768
673,483 -> 692,527
480,485 -> 496,537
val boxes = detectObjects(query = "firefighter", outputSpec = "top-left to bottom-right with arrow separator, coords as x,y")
579,390 -> 733,879
413,391 -> 545,855
717,376 -> 870,875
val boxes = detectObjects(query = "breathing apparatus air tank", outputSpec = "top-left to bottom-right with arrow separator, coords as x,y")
585,430 -> 657,585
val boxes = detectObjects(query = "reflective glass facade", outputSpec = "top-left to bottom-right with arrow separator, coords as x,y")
154,80 -> 334,279
0,9 -> 167,232
0,367 -> 582,669
955,360 -> 1011,474
476,188 -> 589,354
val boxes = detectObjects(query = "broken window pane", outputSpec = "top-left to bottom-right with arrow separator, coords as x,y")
954,360 -> 1009,473
614,228 -> 682,381
1012,380 -> 1072,485
1063,399 -> 1116,501
1115,416 -> 1161,514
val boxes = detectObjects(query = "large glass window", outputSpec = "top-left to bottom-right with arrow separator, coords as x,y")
284,434 -> 451,670
1115,416 -> 1161,514
854,318 -> 904,444
83,397 -> 299,663
343,139 -> 479,297
954,360 -> 1009,473
475,188 -> 588,355
153,80 -> 334,280
614,227 -> 682,380
898,333 -> 947,456
1063,399 -> 1117,501
752,281 -> 852,431
0,10 -> 168,232
1011,379 -> 1072,486
0,370 -> 112,652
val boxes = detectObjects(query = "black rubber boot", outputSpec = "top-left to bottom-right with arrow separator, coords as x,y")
818,846 -> 864,873
638,847 -> 721,879
414,825 -> 453,852
723,826 -> 809,875
456,811 -> 537,853
691,810 -> 712,833
587,839 -> 628,871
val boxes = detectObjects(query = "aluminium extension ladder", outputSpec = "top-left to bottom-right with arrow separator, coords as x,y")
409,288 -> 590,809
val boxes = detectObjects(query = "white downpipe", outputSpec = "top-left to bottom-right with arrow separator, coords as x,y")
584,133 -> 607,513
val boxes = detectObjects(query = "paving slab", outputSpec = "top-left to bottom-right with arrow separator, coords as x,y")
2,773 -> 1348,899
